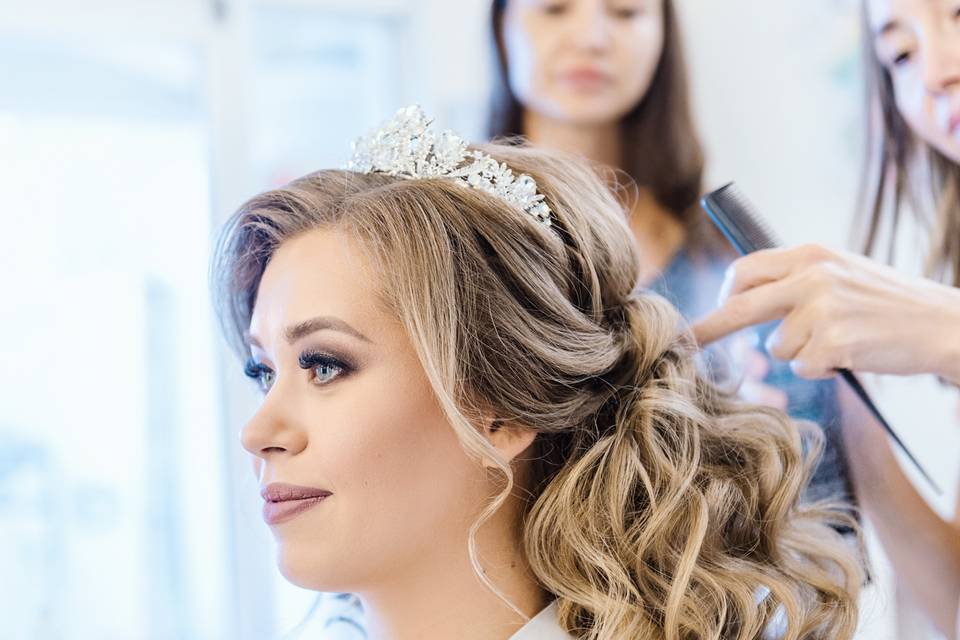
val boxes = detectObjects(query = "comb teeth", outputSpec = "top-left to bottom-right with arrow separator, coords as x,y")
702,183 -> 781,253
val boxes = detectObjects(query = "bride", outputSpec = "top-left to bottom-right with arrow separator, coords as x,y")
212,106 -> 863,639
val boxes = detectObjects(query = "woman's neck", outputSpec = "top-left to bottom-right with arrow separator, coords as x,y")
357,499 -> 550,640
522,110 -> 621,169
629,191 -> 687,285
522,110 -> 686,283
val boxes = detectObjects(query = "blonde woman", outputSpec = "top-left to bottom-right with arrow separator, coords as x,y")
213,106 -> 863,639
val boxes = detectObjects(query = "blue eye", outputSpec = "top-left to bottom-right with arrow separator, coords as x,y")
298,351 -> 351,386
311,362 -> 342,384
244,359 -> 276,393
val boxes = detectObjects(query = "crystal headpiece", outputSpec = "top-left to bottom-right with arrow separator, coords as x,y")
346,105 -> 552,227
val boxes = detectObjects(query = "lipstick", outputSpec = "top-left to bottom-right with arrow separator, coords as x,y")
261,483 -> 332,525
558,67 -> 613,91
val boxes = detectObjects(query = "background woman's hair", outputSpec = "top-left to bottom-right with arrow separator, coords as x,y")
213,143 -> 863,640
856,2 -> 960,286
487,0 -> 725,257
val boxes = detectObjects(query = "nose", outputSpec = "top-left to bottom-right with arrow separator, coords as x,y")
920,31 -> 960,95
240,391 -> 308,461
570,1 -> 611,53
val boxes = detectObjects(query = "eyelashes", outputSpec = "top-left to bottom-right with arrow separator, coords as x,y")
244,359 -> 276,393
892,51 -> 913,67
243,350 -> 354,393
299,350 -> 353,385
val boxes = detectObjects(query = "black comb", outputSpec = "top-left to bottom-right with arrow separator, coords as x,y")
701,182 -> 941,493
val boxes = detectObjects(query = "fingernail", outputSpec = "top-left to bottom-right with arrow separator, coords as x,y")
764,332 -> 777,354
717,267 -> 734,305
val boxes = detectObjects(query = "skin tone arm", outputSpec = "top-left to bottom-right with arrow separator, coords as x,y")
838,383 -> 960,639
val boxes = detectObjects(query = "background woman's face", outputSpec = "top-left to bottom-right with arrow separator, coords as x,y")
867,0 -> 960,162
241,229 -> 489,591
501,0 -> 665,126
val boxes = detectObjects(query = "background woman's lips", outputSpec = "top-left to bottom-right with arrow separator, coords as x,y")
558,69 -> 613,90
260,482 -> 333,524
950,112 -> 960,135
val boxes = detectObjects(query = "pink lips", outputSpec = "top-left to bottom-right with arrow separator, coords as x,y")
261,482 -> 332,525
950,112 -> 960,135
559,67 -> 613,90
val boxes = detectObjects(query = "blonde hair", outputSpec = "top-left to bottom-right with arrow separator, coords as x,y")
213,143 -> 863,639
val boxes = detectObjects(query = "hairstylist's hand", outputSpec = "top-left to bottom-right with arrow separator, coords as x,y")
692,245 -> 960,383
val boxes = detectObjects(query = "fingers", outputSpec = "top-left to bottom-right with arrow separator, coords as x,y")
692,276 -> 803,346
695,244 -> 839,348
789,342 -> 837,380
764,309 -> 812,362
718,244 -> 836,304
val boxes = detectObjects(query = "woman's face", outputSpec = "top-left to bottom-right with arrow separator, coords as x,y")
241,228 -> 490,591
867,0 -> 960,163
501,0 -> 665,126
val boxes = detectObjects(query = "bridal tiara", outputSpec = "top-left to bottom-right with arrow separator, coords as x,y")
346,105 -> 553,227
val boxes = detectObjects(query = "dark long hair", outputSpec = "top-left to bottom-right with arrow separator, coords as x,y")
488,0 -> 716,249
856,3 -> 960,286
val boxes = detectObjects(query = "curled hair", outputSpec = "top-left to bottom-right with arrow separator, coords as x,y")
213,143 -> 863,639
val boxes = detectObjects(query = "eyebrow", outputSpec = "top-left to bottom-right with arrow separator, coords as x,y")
874,18 -> 902,38
245,316 -> 372,348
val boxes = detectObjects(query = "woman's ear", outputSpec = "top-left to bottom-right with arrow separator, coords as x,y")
481,418 -> 538,468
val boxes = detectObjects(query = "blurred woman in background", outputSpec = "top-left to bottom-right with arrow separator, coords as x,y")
695,0 -> 960,635
487,0 -> 854,506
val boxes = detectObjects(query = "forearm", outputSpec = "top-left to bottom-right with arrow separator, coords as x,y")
930,284 -> 960,386
940,324 -> 960,387
839,386 -> 960,638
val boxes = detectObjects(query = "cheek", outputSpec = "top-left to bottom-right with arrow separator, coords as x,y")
341,392 -> 476,527
275,365 -> 484,591
502,17 -> 551,105
895,76 -> 938,135
617,25 -> 663,101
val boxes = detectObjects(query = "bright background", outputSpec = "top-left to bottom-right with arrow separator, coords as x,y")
1,1 -> 957,638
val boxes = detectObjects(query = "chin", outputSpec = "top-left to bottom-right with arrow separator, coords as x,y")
548,95 -> 636,127
274,540 -> 347,592
939,140 -> 960,165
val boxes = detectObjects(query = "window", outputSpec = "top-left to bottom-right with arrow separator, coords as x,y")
0,2 -> 407,638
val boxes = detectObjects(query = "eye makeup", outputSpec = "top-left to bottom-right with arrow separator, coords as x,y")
243,348 -> 355,393
298,349 -> 354,385
244,358 -> 276,393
